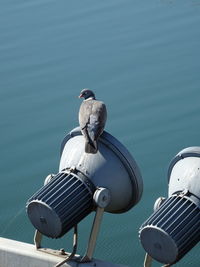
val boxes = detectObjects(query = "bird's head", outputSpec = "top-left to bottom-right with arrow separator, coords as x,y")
79,89 -> 95,100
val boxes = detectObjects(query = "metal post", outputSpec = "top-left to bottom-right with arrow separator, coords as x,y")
81,206 -> 104,262
34,230 -> 43,249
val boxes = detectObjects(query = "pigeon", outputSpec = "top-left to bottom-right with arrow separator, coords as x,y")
78,89 -> 107,154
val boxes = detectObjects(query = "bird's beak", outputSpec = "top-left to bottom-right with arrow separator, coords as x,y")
78,94 -> 83,98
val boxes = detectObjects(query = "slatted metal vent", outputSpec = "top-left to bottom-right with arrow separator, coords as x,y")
139,195 -> 200,264
27,172 -> 95,238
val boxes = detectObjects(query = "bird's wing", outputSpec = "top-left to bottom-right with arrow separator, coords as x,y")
90,101 -> 107,139
79,100 -> 93,130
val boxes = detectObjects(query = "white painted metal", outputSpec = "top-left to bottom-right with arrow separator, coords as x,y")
0,237 -> 128,267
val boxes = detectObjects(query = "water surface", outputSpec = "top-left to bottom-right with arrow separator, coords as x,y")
0,1 -> 200,266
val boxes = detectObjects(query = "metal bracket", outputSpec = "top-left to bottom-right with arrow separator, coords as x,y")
81,187 -> 111,262
144,253 -> 152,267
178,189 -> 189,197
144,253 -> 171,267
34,230 -> 43,249
81,206 -> 104,262
34,226 -> 79,267
153,197 -> 166,212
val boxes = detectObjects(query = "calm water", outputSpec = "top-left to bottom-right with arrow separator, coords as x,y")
0,1 -> 200,266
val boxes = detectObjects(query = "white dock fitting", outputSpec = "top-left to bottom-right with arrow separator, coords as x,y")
0,237 -> 128,267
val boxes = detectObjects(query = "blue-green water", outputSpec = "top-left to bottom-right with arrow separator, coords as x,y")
0,1 -> 200,266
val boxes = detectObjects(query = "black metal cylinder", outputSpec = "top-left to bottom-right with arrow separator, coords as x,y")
27,172 -> 95,238
139,195 -> 200,264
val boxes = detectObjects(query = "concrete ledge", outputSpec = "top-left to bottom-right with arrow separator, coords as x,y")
0,237 -> 127,267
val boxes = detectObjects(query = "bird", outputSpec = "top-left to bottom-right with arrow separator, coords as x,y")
78,88 -> 107,154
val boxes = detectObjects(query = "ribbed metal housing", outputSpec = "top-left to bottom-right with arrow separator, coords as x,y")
27,172 -> 95,238
139,195 -> 200,264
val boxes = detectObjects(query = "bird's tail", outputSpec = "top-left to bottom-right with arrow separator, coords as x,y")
85,140 -> 98,154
